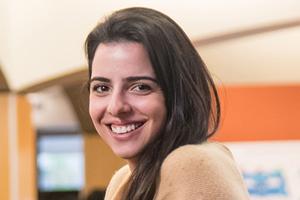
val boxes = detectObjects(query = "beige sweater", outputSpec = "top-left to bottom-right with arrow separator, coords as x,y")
105,142 -> 250,200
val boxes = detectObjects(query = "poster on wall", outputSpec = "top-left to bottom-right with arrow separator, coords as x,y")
225,141 -> 300,200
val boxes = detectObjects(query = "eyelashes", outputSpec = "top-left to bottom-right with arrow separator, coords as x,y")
131,83 -> 152,94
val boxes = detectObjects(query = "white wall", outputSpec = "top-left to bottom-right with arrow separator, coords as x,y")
199,26 -> 300,85
0,0 -> 11,71
27,86 -> 79,129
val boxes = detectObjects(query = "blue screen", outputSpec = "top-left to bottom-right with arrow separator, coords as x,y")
37,134 -> 84,191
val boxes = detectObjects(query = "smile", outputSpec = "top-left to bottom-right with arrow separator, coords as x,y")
110,122 -> 143,134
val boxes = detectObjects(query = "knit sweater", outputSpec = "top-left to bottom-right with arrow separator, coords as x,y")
104,142 -> 250,200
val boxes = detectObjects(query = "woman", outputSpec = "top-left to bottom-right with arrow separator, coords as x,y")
86,7 -> 249,200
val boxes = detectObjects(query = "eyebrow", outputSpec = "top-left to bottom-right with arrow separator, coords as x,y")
90,77 -> 110,83
89,76 -> 158,84
126,76 -> 158,83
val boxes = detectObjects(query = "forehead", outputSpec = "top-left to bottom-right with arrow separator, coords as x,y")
91,41 -> 155,78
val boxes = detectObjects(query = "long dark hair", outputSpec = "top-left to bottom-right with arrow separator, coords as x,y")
85,7 -> 220,200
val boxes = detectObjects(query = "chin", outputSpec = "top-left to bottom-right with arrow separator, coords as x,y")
115,152 -> 137,160
113,148 -> 139,160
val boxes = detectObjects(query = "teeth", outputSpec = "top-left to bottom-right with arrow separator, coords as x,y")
111,123 -> 141,134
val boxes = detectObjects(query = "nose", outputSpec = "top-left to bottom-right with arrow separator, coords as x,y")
107,90 -> 132,116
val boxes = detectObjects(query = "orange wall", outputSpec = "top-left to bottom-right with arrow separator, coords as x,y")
214,85 -> 300,141
83,134 -> 126,194
0,94 -> 36,200
17,95 -> 36,200
0,94 -> 10,200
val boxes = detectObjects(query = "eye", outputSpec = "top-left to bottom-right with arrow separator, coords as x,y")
131,83 -> 152,94
91,84 -> 111,95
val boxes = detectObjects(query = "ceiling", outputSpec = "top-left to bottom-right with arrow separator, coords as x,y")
2,0 -> 299,133
0,0 -> 300,92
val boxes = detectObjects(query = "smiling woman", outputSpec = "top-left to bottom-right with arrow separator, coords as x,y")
89,42 -> 166,166
85,7 -> 250,200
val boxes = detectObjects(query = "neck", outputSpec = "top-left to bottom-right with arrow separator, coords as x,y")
127,158 -> 137,172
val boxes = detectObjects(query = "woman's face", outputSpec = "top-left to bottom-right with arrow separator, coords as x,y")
89,41 -> 167,167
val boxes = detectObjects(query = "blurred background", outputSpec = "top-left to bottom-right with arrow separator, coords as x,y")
1,1 -> 300,200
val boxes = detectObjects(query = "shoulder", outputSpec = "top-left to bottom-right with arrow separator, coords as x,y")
162,142 -> 234,169
108,165 -> 130,185
160,142 -> 238,183
105,165 -> 131,200
156,142 -> 250,199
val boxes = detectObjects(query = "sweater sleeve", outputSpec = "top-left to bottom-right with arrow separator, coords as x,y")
155,143 -> 250,200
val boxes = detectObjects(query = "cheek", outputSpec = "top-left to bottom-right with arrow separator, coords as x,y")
135,96 -> 167,122
88,97 -> 104,122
